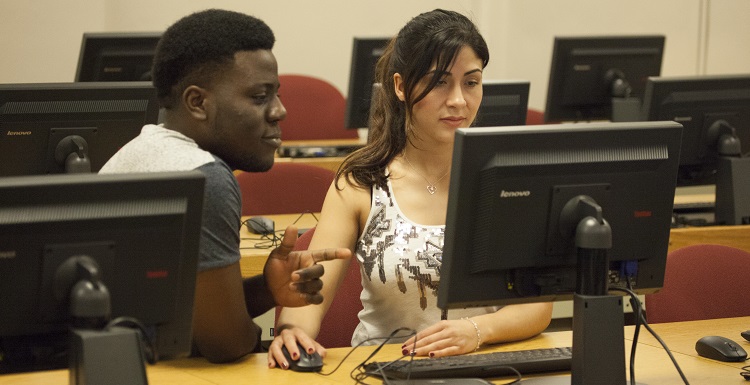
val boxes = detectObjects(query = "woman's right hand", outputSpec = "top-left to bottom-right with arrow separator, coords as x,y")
267,325 -> 326,369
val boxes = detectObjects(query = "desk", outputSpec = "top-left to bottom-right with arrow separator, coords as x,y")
238,214 -> 750,278
668,225 -> 750,253
275,138 -> 364,174
3,317 -> 747,384
239,213 -> 320,278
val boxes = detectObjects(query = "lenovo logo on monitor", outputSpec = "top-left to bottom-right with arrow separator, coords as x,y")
500,190 -> 531,198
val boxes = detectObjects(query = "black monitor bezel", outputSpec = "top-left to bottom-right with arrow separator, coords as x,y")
75,32 -> 162,82
640,74 -> 750,187
438,121 -> 682,310
475,80 -> 530,127
344,37 -> 390,129
0,171 -> 204,372
544,35 -> 665,123
0,81 -> 159,177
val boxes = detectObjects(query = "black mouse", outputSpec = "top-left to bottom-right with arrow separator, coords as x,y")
281,343 -> 323,372
695,335 -> 748,362
245,216 -> 274,235
742,330 -> 750,342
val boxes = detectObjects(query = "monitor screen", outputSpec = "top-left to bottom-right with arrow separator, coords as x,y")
0,81 -> 159,176
545,35 -> 665,123
75,32 -> 162,82
344,37 -> 390,129
474,80 -> 530,127
641,74 -> 750,225
0,171 -> 204,373
437,121 -> 682,383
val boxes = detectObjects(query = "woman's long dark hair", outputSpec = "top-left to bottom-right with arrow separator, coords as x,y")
336,9 -> 489,192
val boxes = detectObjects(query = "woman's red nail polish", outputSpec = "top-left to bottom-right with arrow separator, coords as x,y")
402,348 -> 409,355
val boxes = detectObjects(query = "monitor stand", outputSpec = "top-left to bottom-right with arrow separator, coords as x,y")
611,96 -> 642,122
524,198 -> 647,384
715,155 -> 750,225
58,255 -> 149,385
69,327 -> 148,385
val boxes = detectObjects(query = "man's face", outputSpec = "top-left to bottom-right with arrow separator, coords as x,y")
203,49 -> 286,172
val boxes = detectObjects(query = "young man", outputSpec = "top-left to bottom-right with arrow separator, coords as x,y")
100,9 -> 351,363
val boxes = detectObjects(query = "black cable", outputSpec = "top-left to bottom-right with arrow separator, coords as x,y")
610,286 -> 690,385
345,328 -> 417,384
240,211 -> 318,249
105,316 -> 157,364
625,279 -> 641,385
741,364 -> 750,381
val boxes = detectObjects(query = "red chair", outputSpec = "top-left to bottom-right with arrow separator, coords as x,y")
278,74 -> 358,141
235,162 -> 334,216
645,244 -> 750,323
276,227 -> 363,348
526,108 -> 546,125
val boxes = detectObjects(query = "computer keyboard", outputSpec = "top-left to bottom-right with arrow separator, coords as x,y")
363,346 -> 572,380
277,144 -> 362,158
672,200 -> 714,213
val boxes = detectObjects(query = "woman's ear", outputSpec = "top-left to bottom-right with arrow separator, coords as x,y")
393,73 -> 406,102
182,85 -> 209,121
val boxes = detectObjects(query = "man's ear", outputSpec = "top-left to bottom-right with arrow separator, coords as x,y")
393,73 -> 406,102
182,85 -> 209,120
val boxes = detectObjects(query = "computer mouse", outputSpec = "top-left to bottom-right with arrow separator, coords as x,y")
245,216 -> 274,235
742,330 -> 750,342
281,343 -> 323,372
695,335 -> 748,362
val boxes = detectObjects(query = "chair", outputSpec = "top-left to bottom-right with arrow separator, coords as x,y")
645,244 -> 750,323
235,162 -> 334,216
278,74 -> 359,141
276,227 -> 364,348
526,108 -> 546,125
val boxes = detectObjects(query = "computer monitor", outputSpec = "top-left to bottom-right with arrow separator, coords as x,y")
474,80 -> 530,127
75,32 -> 162,82
438,121 -> 682,384
545,35 -> 665,123
0,171 -> 204,377
641,74 -> 750,225
0,81 -> 159,176
344,37 -> 390,129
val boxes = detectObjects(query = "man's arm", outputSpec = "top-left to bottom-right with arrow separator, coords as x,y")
192,262 -> 261,363
243,274 -> 276,318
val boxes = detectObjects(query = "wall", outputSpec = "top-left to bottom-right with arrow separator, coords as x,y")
1,0 -> 748,111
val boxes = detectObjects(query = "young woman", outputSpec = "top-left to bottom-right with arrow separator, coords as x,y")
269,9 -> 552,369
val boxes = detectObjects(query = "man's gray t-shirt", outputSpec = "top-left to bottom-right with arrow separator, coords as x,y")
100,124 -> 241,271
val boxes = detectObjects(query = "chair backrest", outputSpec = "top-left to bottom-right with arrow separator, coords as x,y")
235,162 -> 334,216
526,108 -> 546,125
645,244 -> 750,323
276,227 -> 363,348
278,74 -> 358,141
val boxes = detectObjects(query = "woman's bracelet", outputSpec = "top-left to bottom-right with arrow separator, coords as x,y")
462,317 -> 482,352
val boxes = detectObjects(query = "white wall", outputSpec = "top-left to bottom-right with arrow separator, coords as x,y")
1,0 -> 748,111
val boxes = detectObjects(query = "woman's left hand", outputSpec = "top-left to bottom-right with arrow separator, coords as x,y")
401,319 -> 480,358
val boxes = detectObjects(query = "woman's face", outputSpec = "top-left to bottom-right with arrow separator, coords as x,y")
394,45 -> 484,145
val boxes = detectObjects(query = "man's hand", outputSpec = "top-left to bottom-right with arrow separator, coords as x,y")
264,225 -> 351,307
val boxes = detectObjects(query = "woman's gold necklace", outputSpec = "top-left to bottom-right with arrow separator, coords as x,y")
403,154 -> 449,195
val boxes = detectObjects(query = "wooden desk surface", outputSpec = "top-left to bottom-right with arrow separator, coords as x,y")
4,317 -> 747,384
239,213 -> 320,278
274,138 -> 363,173
239,214 -> 750,279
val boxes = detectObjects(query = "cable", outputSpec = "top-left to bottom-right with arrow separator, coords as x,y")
610,286 -> 690,385
105,316 -> 157,364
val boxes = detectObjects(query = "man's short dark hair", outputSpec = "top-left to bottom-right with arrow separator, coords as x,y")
152,9 -> 275,108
